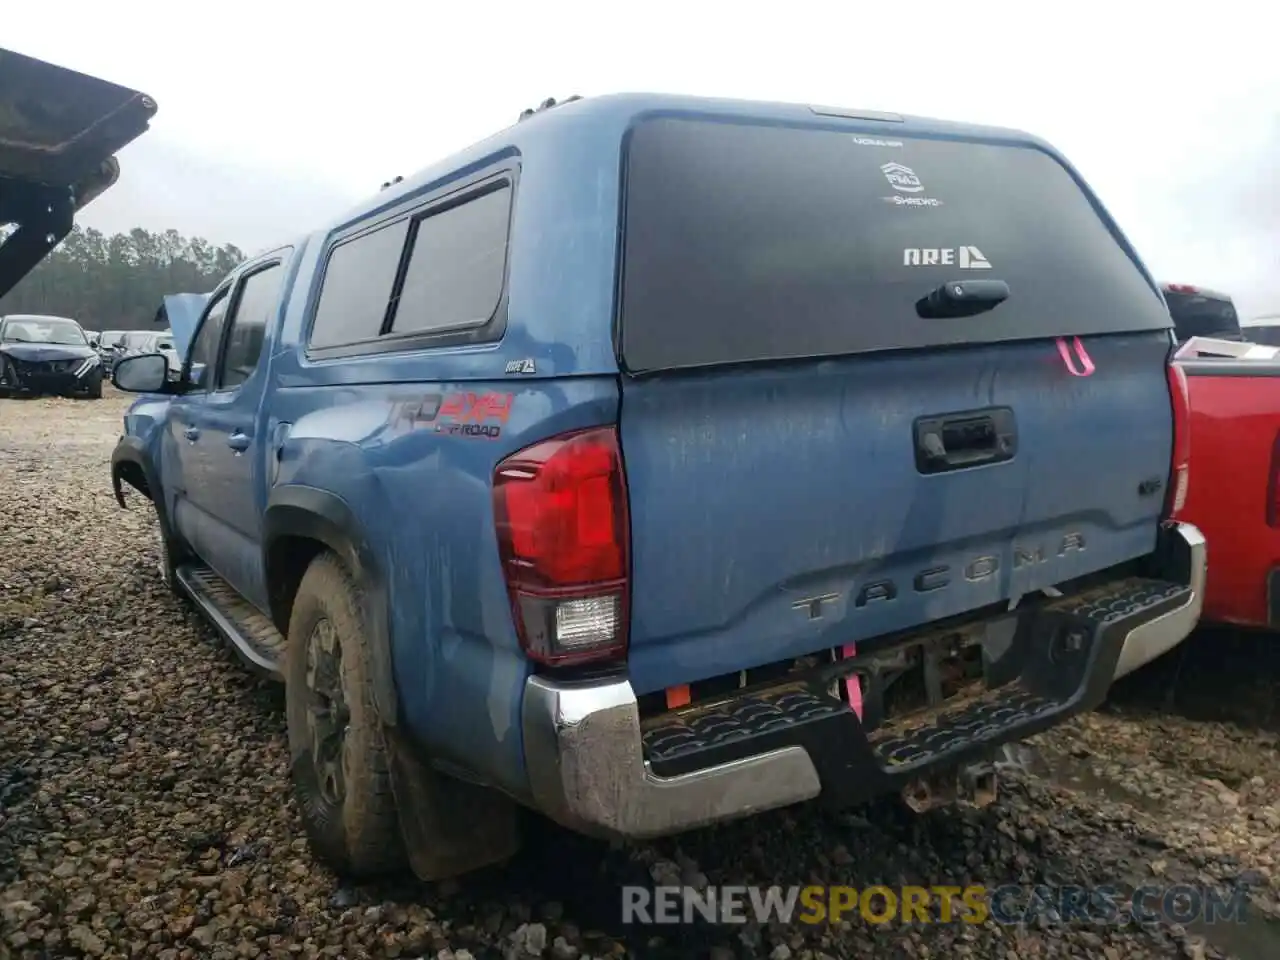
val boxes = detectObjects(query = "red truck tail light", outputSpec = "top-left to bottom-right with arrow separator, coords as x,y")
1267,431 -> 1280,528
493,426 -> 630,666
1166,363 -> 1191,520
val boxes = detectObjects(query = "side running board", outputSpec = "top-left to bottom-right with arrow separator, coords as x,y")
175,563 -> 285,681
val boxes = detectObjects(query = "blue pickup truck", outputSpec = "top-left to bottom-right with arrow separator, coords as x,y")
109,93 -> 1206,882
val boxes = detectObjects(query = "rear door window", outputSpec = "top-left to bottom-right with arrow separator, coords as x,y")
619,118 -> 1173,373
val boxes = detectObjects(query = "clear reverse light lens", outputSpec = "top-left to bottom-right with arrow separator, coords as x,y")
554,595 -> 621,651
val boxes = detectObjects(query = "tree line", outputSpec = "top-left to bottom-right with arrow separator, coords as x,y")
0,225 -> 244,331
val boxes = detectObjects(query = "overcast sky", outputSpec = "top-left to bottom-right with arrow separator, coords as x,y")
8,1 -> 1279,317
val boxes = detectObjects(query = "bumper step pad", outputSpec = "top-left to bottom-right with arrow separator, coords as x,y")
175,563 -> 285,680
641,577 -> 1191,803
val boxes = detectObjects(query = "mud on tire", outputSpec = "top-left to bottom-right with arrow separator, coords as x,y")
285,551 -> 405,877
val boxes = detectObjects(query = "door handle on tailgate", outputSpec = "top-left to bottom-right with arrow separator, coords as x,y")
914,407 -> 1016,474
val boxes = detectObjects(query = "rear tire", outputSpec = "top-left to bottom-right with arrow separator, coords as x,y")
285,552 -> 405,877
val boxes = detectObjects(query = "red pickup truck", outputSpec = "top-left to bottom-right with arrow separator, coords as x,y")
1177,337 -> 1280,629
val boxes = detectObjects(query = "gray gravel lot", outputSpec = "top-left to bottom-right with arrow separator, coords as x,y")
3,390 -> 1280,959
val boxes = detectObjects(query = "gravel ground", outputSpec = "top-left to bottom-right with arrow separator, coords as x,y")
3,390 -> 1280,959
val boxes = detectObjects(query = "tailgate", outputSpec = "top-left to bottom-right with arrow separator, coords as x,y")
616,116 -> 1176,695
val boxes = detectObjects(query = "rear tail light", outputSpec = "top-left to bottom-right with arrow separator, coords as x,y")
1166,363 -> 1191,520
1267,431 -> 1280,528
493,426 -> 630,666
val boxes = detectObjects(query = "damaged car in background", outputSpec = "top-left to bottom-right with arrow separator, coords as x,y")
0,313 -> 103,398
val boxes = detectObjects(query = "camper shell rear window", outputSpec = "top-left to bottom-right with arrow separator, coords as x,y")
617,117 -> 1173,373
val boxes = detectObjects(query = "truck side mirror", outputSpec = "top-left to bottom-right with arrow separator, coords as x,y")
112,353 -> 171,393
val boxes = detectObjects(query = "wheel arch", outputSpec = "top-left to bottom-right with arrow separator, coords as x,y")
263,484 -> 399,726
111,435 -> 157,508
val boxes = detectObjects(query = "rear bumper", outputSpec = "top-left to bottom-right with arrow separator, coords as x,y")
1112,523 -> 1206,679
520,522 -> 1206,840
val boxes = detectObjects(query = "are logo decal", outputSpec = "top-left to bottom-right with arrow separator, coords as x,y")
505,358 -> 536,375
902,246 -> 992,269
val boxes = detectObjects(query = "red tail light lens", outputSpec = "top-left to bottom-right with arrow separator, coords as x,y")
1267,430 -> 1280,528
1166,363 -> 1191,520
493,426 -> 630,666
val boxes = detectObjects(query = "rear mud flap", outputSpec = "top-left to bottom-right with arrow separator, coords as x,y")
386,731 -> 521,881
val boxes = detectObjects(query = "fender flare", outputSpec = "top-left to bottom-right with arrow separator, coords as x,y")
262,485 -> 399,727
111,434 -> 158,506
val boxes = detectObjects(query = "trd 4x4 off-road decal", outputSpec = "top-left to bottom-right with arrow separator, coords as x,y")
390,391 -> 515,439
436,392 -> 513,438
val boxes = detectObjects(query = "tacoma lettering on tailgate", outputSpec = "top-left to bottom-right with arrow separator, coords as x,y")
801,533 -> 1087,611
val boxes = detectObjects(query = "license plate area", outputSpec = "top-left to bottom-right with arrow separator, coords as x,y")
636,606 -> 1025,727
839,627 -> 990,733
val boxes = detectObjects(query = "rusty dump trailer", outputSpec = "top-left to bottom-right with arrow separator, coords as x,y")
0,48 -> 157,298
